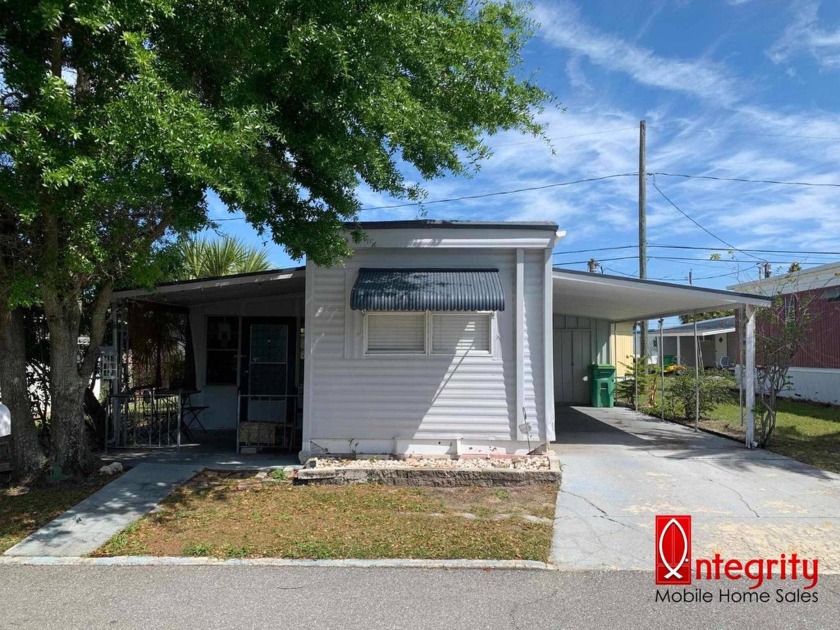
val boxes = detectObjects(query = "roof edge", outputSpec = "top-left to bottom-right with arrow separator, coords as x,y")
345,220 -> 559,232
112,266 -> 305,300
552,267 -> 773,306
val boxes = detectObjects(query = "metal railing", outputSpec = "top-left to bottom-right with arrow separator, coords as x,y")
237,394 -> 302,452
107,389 -> 183,449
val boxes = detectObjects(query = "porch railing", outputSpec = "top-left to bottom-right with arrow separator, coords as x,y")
237,394 -> 302,452
107,389 -> 183,449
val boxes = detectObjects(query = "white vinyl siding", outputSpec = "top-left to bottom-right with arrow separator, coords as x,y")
432,313 -> 491,354
366,313 -> 426,354
305,244 -> 551,448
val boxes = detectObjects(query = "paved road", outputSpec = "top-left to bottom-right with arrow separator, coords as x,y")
0,565 -> 838,629
551,407 -> 840,571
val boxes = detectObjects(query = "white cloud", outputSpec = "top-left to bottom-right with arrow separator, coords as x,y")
533,1 -> 744,105
565,55 -> 591,91
767,0 -> 840,70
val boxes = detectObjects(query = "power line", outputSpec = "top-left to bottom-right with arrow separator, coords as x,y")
555,243 -> 840,256
557,256 -> 641,265
491,126 -> 637,148
211,173 -> 638,221
553,245 -> 636,256
361,173 -> 638,210
649,176 -> 765,262
691,269 -> 746,281
651,244 -> 840,256
651,171 -> 840,189
653,255 -> 815,264
648,122 -> 840,142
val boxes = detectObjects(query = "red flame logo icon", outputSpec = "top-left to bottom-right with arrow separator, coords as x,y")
655,515 -> 692,585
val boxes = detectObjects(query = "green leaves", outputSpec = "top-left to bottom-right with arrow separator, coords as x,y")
173,236 -> 273,280
0,0 -> 550,310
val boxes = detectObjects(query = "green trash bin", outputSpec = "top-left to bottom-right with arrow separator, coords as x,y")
588,364 -> 616,408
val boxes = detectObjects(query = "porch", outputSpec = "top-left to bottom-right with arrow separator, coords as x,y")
107,268 -> 306,454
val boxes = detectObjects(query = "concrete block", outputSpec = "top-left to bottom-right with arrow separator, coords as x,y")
295,466 -> 562,487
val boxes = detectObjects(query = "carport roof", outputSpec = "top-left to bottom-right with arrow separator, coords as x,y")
552,268 -> 771,323
111,267 -> 305,306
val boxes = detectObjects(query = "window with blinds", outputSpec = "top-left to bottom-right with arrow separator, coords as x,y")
431,313 -> 492,354
365,313 -> 426,353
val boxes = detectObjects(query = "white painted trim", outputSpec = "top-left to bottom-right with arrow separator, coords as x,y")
112,269 -> 304,301
301,263 -> 315,455
661,327 -> 735,337
352,228 -> 556,250
360,311 -> 494,357
744,305 -> 756,448
515,249 -> 525,440
730,261 -> 840,295
429,312 -> 493,356
363,312 -> 428,355
543,247 -> 556,442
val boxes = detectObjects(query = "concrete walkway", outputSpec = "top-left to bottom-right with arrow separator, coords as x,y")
5,463 -> 199,557
550,406 -> 840,571
5,451 -> 298,557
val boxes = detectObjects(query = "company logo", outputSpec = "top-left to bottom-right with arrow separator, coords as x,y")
653,514 -> 820,593
655,515 -> 692,585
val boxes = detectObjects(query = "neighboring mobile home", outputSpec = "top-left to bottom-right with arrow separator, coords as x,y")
109,220 -> 770,458
730,262 -> 840,405
649,315 -> 738,369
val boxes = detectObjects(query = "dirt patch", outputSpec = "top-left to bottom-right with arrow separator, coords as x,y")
94,471 -> 558,561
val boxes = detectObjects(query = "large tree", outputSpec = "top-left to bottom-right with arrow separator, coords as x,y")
0,1 -> 551,478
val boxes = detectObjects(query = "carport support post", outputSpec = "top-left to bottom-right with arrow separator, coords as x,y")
633,322 -> 640,412
694,318 -> 699,431
744,305 -> 757,448
658,318 -> 665,420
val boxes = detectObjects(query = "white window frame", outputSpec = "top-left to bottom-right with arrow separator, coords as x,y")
430,312 -> 493,356
363,312 -> 428,355
363,311 -> 495,357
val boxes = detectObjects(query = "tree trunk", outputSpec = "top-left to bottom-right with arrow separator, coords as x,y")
43,283 -> 113,477
47,311 -> 93,476
0,308 -> 48,481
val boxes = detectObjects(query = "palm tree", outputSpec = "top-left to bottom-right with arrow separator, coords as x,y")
175,236 -> 273,280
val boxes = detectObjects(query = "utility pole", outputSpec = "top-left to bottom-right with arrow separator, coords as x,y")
689,270 -> 699,431
638,120 -> 648,362
587,258 -> 599,273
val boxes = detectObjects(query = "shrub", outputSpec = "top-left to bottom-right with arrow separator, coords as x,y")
616,356 -> 656,408
664,369 -> 734,421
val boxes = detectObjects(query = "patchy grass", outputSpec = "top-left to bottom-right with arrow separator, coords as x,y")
673,396 -> 840,474
94,472 -> 557,561
1,475 -> 118,553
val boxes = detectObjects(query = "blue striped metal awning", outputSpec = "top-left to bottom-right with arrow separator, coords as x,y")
350,268 -> 505,312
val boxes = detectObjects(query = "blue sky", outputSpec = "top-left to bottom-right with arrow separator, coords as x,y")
210,0 -> 840,291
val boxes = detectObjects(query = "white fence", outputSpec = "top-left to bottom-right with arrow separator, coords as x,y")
735,365 -> 840,406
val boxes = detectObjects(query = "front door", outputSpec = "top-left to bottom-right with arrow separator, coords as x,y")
554,329 -> 591,404
239,317 -> 297,430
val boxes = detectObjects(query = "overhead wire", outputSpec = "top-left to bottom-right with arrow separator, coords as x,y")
649,175 -> 765,261
651,171 -> 840,189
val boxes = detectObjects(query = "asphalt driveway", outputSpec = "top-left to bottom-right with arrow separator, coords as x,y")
550,406 -> 840,572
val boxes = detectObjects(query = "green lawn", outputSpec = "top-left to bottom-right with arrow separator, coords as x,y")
95,471 -> 558,561
683,397 -> 840,473
1,477 -> 116,553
